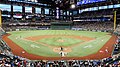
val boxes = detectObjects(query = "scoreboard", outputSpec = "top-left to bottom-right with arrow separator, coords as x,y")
77,0 -> 106,5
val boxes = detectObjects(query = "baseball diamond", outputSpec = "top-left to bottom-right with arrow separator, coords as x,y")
0,1 -> 120,66
2,30 -> 117,60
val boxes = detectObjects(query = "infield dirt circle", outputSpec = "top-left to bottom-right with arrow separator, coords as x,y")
57,39 -> 65,43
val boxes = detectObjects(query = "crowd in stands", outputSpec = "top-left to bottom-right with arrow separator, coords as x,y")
116,23 -> 120,35
3,19 -> 113,32
75,9 -> 113,18
72,9 -> 114,32
0,53 -> 120,67
2,19 -> 51,31
72,21 -> 114,32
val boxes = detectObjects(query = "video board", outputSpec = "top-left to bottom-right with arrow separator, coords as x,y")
77,0 -> 106,5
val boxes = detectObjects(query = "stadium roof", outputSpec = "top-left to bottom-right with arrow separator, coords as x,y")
0,0 -> 120,10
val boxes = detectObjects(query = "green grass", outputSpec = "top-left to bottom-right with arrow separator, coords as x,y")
37,37 -> 84,47
8,30 -> 111,57
8,36 -> 59,57
68,35 -> 111,57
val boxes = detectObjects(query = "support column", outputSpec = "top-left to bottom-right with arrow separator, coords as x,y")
32,6 -> 35,14
32,6 -> 35,21
11,4 -> 13,19
41,8 -> 45,15
0,10 -> 2,27
22,5 -> 25,20
114,11 -> 117,31
41,8 -> 45,22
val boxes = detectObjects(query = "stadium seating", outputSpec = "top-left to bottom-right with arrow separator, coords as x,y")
0,27 -> 120,66
0,1 -> 120,66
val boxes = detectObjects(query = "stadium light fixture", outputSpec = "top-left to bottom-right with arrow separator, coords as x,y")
70,4 -> 76,9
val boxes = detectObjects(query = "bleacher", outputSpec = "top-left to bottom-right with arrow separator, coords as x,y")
0,27 -> 10,53
116,23 -> 120,36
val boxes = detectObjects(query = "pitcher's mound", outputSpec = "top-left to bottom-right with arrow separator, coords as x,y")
57,39 -> 65,43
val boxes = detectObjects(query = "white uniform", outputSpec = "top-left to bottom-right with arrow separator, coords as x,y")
59,51 -> 65,57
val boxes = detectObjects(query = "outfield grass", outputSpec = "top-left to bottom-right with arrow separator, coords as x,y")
68,35 -> 111,57
8,30 -> 111,57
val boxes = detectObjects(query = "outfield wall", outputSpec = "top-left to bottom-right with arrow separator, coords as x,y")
50,22 -> 73,30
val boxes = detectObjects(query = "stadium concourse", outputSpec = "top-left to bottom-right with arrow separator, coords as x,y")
0,0 -> 120,67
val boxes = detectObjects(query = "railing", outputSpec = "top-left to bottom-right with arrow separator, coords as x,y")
0,27 -> 6,36
114,24 -> 120,36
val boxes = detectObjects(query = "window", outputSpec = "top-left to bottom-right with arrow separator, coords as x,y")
45,8 -> 49,14
114,4 -> 120,8
60,10 -> 63,15
63,12 -> 66,15
0,4 -> 11,12
25,6 -> 32,13
13,5 -> 22,18
73,11 -> 78,15
99,6 -> 108,10
0,4 -> 11,17
13,5 -> 22,12
67,11 -> 69,15
35,7 -> 41,14
108,5 -> 113,9
84,8 -> 89,11
91,7 -> 98,11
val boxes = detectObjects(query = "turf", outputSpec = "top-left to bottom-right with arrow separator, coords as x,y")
36,37 -> 84,47
68,35 -> 111,57
8,30 -> 111,57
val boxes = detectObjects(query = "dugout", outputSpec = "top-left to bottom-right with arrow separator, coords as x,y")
50,21 -> 73,30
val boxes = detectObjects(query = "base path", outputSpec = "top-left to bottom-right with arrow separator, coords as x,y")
25,35 -> 95,53
2,34 -> 117,60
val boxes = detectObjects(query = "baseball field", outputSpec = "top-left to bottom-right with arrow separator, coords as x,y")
2,30 -> 117,60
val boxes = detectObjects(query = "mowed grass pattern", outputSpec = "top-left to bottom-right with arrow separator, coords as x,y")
8,30 -> 111,57
37,37 -> 84,46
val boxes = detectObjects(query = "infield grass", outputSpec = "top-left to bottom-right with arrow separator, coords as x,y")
36,37 -> 84,46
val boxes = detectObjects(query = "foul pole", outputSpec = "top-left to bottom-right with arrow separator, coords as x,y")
0,9 -> 2,27
114,11 -> 117,31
